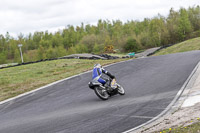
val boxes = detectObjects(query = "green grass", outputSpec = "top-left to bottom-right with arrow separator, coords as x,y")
154,37 -> 200,56
0,58 -> 128,101
158,119 -> 200,133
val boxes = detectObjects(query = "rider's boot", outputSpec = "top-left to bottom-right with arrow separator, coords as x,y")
104,81 -> 113,92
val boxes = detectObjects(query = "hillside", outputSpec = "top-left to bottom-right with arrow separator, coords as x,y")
154,37 -> 200,56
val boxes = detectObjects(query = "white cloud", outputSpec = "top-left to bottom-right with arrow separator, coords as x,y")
0,0 -> 199,37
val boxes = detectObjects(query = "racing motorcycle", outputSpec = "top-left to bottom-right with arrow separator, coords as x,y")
88,78 -> 125,100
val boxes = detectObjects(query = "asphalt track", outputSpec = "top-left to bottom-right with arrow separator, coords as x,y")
1,51 -> 200,133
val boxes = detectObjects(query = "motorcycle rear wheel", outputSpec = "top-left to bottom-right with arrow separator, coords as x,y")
94,87 -> 109,100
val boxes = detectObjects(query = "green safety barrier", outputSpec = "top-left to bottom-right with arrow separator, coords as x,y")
128,52 -> 135,56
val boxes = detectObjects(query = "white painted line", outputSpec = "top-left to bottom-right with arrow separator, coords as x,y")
123,61 -> 200,133
0,59 -> 133,106
109,114 -> 154,119
182,95 -> 200,107
129,115 -> 154,119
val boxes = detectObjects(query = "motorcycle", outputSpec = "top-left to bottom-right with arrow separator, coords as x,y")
88,78 -> 125,100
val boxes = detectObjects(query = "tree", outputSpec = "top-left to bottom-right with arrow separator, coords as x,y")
0,52 -> 7,64
148,15 -> 169,47
32,32 -> 43,49
0,34 -> 6,52
23,50 -> 38,62
7,39 -> 18,59
56,45 -> 67,57
124,38 -> 141,52
80,34 -> 96,52
37,45 -> 46,60
188,6 -> 200,31
74,44 -> 88,53
46,46 -> 56,59
5,32 -> 11,42
167,8 -> 180,44
67,47 -> 76,55
51,32 -> 63,47
14,49 -> 20,63
39,40 -> 50,48
178,8 -> 193,41
93,44 -> 104,54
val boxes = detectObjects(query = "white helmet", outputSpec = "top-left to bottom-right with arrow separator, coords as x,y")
94,64 -> 101,68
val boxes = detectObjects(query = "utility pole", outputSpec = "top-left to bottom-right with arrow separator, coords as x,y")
18,44 -> 24,63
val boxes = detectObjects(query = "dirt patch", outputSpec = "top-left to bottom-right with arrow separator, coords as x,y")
140,103 -> 200,133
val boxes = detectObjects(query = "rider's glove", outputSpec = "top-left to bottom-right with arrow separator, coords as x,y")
111,75 -> 115,79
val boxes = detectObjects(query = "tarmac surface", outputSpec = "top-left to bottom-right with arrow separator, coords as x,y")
138,59 -> 200,133
1,51 -> 200,133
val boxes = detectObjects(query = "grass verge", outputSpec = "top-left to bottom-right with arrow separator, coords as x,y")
154,37 -> 200,56
0,58 -> 128,102
158,118 -> 200,133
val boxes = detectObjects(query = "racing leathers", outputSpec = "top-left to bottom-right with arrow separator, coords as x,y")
92,66 -> 115,85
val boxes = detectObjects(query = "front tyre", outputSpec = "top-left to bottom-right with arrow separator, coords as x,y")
117,84 -> 125,95
94,87 -> 109,100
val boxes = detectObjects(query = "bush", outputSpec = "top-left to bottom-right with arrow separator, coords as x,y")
24,50 -> 38,62
80,34 -> 96,52
93,44 -> 104,54
0,52 -> 7,64
56,45 -> 67,57
67,47 -> 76,55
46,46 -> 57,59
124,38 -> 141,52
37,46 -> 46,60
14,49 -> 21,63
104,45 -> 114,53
74,44 -> 88,53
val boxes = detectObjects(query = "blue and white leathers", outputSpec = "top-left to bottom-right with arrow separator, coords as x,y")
92,67 -> 108,84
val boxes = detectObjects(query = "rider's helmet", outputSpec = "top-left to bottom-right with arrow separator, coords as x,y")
94,64 -> 101,68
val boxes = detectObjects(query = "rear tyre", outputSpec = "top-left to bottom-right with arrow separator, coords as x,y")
117,84 -> 125,95
94,87 -> 109,100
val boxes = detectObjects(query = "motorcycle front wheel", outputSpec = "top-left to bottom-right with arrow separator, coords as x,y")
94,87 -> 109,100
117,84 -> 125,95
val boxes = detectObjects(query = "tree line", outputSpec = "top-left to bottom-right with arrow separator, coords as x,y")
0,6 -> 200,64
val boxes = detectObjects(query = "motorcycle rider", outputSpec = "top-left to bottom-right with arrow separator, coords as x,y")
92,64 -> 115,88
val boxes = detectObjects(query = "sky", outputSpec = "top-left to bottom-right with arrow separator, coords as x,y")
0,0 -> 199,37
